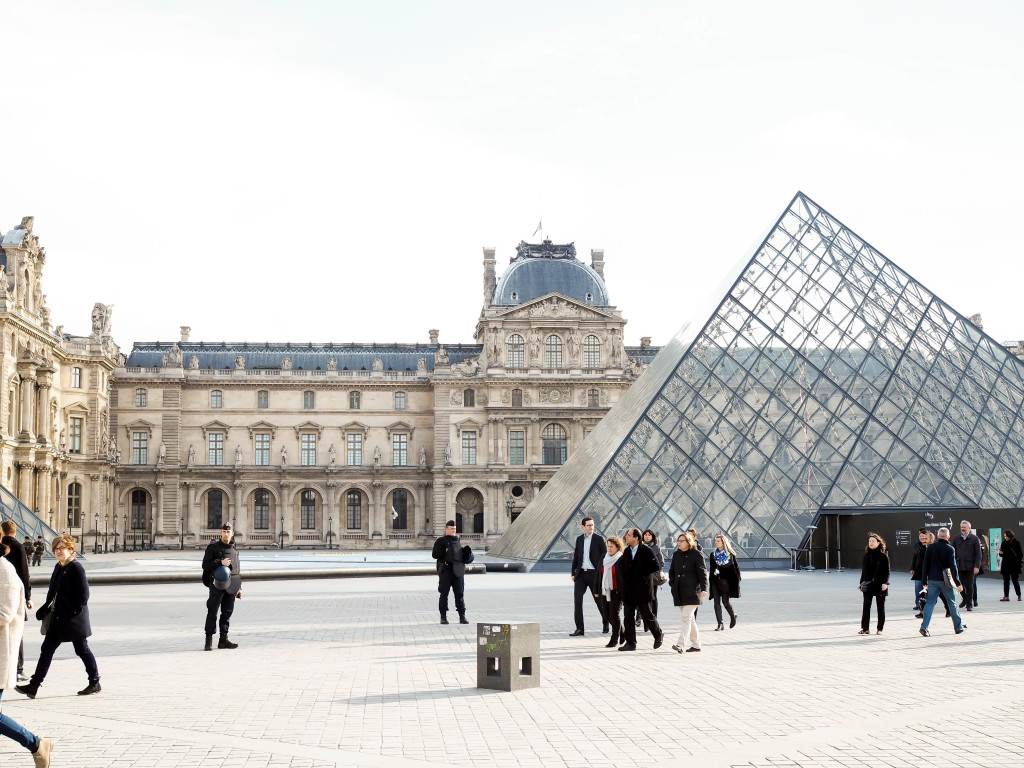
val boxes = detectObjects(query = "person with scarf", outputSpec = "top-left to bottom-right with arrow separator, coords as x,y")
858,533 -> 890,635
708,534 -> 740,630
600,536 -> 625,648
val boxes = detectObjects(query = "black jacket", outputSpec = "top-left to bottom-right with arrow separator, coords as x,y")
859,548 -> 890,595
432,535 -> 467,578
909,540 -> 926,580
999,538 -> 1023,577
953,532 -> 983,571
708,550 -> 741,599
1,535 -> 30,601
202,538 -> 242,594
36,558 -> 91,641
669,548 -> 708,606
921,539 -> 961,585
571,533 -> 605,577
620,542 -> 660,604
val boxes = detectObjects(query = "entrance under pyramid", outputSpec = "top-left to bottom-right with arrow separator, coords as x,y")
489,192 -> 1024,567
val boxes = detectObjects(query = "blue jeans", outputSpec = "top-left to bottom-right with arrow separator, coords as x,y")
921,580 -> 963,632
913,579 -> 923,609
0,689 -> 40,752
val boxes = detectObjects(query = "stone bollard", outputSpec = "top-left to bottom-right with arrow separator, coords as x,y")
476,622 -> 539,692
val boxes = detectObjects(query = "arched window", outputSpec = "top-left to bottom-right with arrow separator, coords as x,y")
587,388 -> 600,407
67,482 -> 82,528
349,391 -> 361,409
207,489 -> 224,530
455,513 -> 464,533
135,388 -> 147,407
253,489 -> 270,529
463,389 -> 475,407
511,388 -> 523,407
473,511 -> 484,534
257,390 -> 269,409
300,490 -> 317,529
210,390 -> 223,409
391,489 -> 408,530
303,391 -> 315,409
131,489 -> 148,530
583,335 -> 601,368
507,334 -> 525,368
542,423 -> 568,465
346,490 -> 363,529
545,335 -> 563,368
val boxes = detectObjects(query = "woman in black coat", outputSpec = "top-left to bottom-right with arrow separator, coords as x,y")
668,532 -> 708,653
858,533 -> 890,635
708,534 -> 741,631
640,529 -> 665,630
15,535 -> 101,699
998,529 -> 1023,601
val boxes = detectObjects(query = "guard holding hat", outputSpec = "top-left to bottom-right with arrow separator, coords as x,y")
201,522 -> 242,650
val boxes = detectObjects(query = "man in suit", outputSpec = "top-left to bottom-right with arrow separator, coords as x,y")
570,517 -> 607,636
618,528 -> 664,651
919,526 -> 966,637
953,520 -> 983,611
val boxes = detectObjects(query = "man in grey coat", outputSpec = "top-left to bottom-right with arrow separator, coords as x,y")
953,520 -> 983,611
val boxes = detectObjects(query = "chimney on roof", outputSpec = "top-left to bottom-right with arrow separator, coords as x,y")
640,336 -> 651,348
429,329 -> 439,345
482,247 -> 496,307
180,326 -> 191,343
590,249 -> 605,279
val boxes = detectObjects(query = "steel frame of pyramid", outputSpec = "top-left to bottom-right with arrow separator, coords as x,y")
490,192 -> 1024,566
0,482 -> 60,560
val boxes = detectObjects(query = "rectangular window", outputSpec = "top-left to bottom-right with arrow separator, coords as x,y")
71,367 -> 82,388
208,433 -> 224,466
394,392 -> 406,410
132,431 -> 148,464
301,433 -> 317,466
69,417 -> 83,454
303,391 -> 315,409
346,491 -> 362,529
254,433 -> 270,466
257,390 -> 269,409
211,390 -> 223,409
135,388 -> 147,407
462,430 -> 477,465
66,483 -> 82,528
392,434 -> 408,466
347,434 -> 362,466
509,430 -> 525,465
349,391 -> 361,409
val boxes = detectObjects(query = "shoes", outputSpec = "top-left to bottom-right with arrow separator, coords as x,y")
653,636 -> 663,650
602,625 -> 610,634
78,681 -> 101,696
729,614 -> 737,629
618,643 -> 637,652
914,613 -> 923,619
920,628 -> 930,637
671,644 -> 683,654
715,623 -> 724,631
440,614 -> 449,625
458,614 -> 469,625
569,629 -> 584,637
605,638 -> 618,648
204,634 -> 213,651
964,606 -> 973,612
857,629 -> 870,635
1018,596 -> 1022,602
944,611 -> 950,618
15,682 -> 38,698
685,647 -> 701,653
955,627 -> 966,634
32,737 -> 53,768
875,630 -> 883,635
958,600 -> 967,608
17,673 -> 29,684
1000,597 -> 1010,602
218,637 -> 238,649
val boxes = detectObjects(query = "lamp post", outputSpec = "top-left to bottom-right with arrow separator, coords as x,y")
180,515 -> 185,550
279,514 -> 285,550
113,516 -> 119,553
104,513 -> 109,554
122,514 -> 127,552
93,513 -> 99,554
327,516 -> 333,550
506,497 -> 517,523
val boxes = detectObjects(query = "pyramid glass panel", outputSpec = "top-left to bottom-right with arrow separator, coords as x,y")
489,193 -> 1024,567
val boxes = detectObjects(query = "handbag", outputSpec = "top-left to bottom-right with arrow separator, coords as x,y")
654,570 -> 668,586
858,581 -> 873,593
942,568 -> 955,589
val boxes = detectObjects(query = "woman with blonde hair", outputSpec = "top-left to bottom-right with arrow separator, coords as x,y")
708,534 -> 741,630
600,536 -> 625,648
15,535 -> 100,699
0,540 -> 53,764
669,531 -> 708,653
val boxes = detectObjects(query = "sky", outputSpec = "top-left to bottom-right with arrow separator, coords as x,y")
2,0 -> 1023,351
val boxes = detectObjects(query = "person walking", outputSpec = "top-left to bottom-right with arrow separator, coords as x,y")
0,544 -> 53,766
708,534 -> 740,630
15,535 -> 101,699
953,521 -> 982,611
201,522 -> 243,650
909,528 -> 928,618
432,520 -> 470,625
639,529 -> 664,632
919,527 -> 966,637
569,517 -> 606,636
0,521 -> 31,683
858,533 -> 890,635
617,528 -> 663,651
998,529 -> 1022,602
599,536 -> 625,648
669,531 -> 708,653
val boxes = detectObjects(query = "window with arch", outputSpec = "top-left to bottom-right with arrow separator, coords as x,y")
210,390 -> 223,409
303,391 -> 315,409
473,512 -> 484,534
463,389 -> 475,407
135,388 -> 147,407
584,335 -> 601,368
207,489 -> 224,530
300,489 -> 317,529
67,482 -> 82,528
257,390 -> 269,409
587,388 -> 600,407
349,391 -> 361,409
131,489 -> 148,530
346,490 -> 362,529
394,391 -> 406,410
545,335 -> 563,368
542,423 -> 568,465
253,489 -> 270,529
391,488 -> 408,530
511,388 -> 522,407
507,334 -> 525,368
71,367 -> 82,388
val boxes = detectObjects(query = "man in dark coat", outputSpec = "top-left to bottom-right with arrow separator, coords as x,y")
618,528 -> 663,651
32,536 -> 45,566
919,527 -> 965,637
570,517 -> 607,636
1,520 -> 32,682
202,522 -> 242,650
909,528 -> 928,616
953,520 -> 983,611
432,520 -> 468,625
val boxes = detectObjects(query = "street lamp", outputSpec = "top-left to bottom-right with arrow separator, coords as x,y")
122,514 -> 127,552
279,514 -> 285,550
506,497 -> 517,522
180,515 -> 185,550
113,515 -> 119,553
327,516 -> 333,550
93,513 -> 99,554
104,513 -> 109,554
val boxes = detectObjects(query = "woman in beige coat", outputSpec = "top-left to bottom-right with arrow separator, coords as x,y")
0,548 -> 52,766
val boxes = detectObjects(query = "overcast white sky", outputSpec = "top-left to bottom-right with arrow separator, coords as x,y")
2,1 -> 1022,350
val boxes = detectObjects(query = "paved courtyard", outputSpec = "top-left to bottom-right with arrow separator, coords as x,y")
2,560 -> 1022,767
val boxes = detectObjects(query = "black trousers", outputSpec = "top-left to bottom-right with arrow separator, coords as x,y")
1003,573 -> 1021,598
713,595 -> 735,624
623,600 -> 661,646
205,587 -> 236,636
573,570 -> 605,631
957,570 -> 974,606
30,634 -> 100,686
600,594 -> 622,641
861,589 -> 886,631
438,568 -> 466,615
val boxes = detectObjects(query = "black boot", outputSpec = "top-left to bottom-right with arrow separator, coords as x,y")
218,635 -> 238,649
204,634 -> 214,651
727,606 -> 737,629
440,612 -> 449,625
605,632 -> 618,648
14,681 -> 39,699
458,613 -> 469,625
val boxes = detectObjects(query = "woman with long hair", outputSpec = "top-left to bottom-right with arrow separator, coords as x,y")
669,531 -> 708,653
998,529 -> 1022,602
858,533 -> 890,635
15,535 -> 100,699
708,534 -> 741,630
600,536 -> 625,648
0,541 -> 53,765
639,529 -> 665,631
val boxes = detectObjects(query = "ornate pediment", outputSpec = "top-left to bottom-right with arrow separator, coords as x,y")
385,420 -> 414,439
200,419 -> 232,438
247,420 -> 277,439
293,420 -> 324,438
341,420 -> 369,437
513,239 -> 576,261
454,417 -> 483,431
123,418 -> 155,438
494,293 -> 614,321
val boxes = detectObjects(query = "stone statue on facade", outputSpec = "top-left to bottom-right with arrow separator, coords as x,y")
280,445 -> 288,464
53,325 -> 64,338
372,357 -> 383,371
0,265 -> 8,295
419,446 -> 427,468
373,446 -> 381,467
444,442 -> 452,465
452,357 -> 479,376
234,355 -> 246,370
157,442 -> 166,467
114,444 -> 122,464
490,328 -> 503,361
566,331 -> 581,362
528,331 -> 542,363
416,358 -> 427,374
163,343 -> 183,367
235,444 -> 243,465
187,444 -> 195,466
327,357 -> 338,371
435,344 -> 449,365
328,444 -> 337,465
281,357 -> 293,371
91,303 -> 113,336
189,355 -> 199,369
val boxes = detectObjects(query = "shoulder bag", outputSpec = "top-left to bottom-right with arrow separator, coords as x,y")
39,584 -> 59,636
942,567 -> 956,589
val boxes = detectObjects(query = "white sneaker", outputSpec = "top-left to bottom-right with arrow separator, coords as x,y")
17,674 -> 30,684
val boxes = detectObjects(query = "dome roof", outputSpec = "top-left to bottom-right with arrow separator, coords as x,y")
492,241 -> 609,307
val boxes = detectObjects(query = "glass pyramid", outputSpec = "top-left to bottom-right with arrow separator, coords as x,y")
490,192 -> 1024,565
0,483 -> 59,561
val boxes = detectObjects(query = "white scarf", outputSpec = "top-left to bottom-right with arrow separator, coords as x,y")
602,551 -> 623,599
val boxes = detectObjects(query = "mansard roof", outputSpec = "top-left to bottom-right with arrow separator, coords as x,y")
493,240 -> 610,308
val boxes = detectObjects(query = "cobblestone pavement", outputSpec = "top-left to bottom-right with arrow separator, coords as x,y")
1,565 -> 1022,767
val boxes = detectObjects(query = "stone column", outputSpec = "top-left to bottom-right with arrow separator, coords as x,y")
278,482 -> 290,546
233,481 -> 245,537
35,366 -> 54,447
181,481 -> 193,537
16,363 -> 36,442
35,467 -> 50,523
17,462 -> 34,509
325,479 -> 337,543
155,480 -> 165,537
370,479 -> 383,538
89,474 -> 100,535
